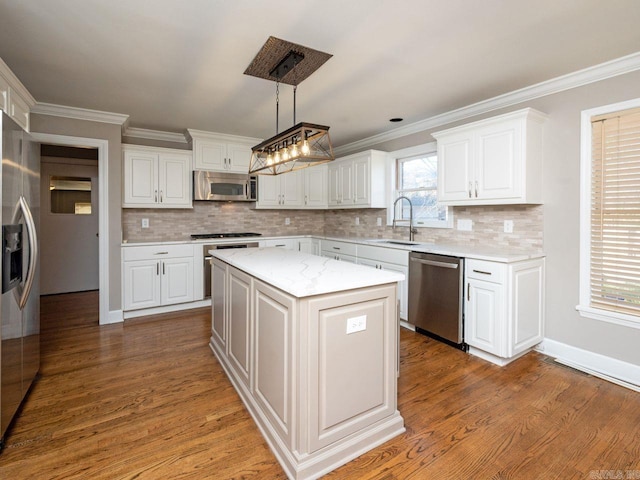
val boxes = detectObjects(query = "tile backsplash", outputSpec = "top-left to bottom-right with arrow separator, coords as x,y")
123,203 -> 543,251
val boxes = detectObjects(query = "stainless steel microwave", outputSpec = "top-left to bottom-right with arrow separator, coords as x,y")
193,171 -> 257,201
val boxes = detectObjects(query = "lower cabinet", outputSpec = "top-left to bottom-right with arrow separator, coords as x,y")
465,257 -> 545,364
320,239 -> 358,263
297,237 -> 320,255
356,245 -> 409,321
123,244 -> 195,312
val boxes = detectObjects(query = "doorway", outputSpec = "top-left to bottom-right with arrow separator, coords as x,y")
40,145 -> 99,295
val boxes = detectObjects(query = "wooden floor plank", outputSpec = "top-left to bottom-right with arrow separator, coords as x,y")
1,291 -> 639,479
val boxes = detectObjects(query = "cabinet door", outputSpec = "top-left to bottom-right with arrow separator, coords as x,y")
327,164 -> 341,206
466,278 -> 504,356
380,261 -> 408,321
280,170 -> 303,207
475,120 -> 522,200
339,161 -> 354,205
257,175 -> 280,207
123,150 -> 158,205
211,259 -> 227,352
304,165 -> 328,208
253,280 -> 294,445
194,139 -> 226,171
437,133 -> 473,202
226,143 -> 252,173
298,238 -> 320,255
228,268 -> 252,388
158,153 -> 191,207
160,257 -> 194,306
123,260 -> 161,310
352,156 -> 370,205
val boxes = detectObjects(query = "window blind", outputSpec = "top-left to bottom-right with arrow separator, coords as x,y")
590,107 -> 640,316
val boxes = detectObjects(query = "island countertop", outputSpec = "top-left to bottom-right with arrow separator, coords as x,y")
211,247 -> 405,298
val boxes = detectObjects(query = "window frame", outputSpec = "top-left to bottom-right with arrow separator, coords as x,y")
578,97 -> 640,329
386,143 -> 453,229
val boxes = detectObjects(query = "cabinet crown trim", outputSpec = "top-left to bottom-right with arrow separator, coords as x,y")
186,128 -> 262,145
0,56 -> 36,107
432,108 -> 547,138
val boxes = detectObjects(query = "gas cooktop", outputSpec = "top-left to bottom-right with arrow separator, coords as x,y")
190,232 -> 262,239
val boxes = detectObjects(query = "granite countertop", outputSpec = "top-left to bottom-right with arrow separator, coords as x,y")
211,247 -> 405,298
122,234 -> 544,263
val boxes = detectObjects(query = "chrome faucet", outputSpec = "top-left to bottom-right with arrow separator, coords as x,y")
392,196 -> 418,242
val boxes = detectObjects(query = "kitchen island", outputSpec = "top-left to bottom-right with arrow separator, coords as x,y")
209,247 -> 405,480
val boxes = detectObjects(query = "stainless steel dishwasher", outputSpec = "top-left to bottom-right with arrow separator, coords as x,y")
408,251 -> 466,350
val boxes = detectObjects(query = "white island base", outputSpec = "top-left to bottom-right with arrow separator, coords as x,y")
209,248 -> 405,480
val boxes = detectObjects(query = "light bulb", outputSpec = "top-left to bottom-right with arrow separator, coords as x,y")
274,150 -> 281,163
301,140 -> 310,156
281,146 -> 290,161
266,153 -> 273,166
290,142 -> 299,158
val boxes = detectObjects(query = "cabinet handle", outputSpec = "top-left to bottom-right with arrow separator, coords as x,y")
304,195 -> 308,205
467,283 -> 470,301
475,181 -> 478,198
154,251 -> 169,255
333,246 -> 341,250
160,190 -> 163,203
155,189 -> 158,202
156,262 -> 160,275
468,182 -> 472,198
472,269 -> 492,275
162,262 -> 165,275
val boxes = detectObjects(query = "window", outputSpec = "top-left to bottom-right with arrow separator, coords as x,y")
579,100 -> 640,328
391,147 -> 450,228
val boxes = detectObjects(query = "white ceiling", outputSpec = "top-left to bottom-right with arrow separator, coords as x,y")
1,0 -> 639,147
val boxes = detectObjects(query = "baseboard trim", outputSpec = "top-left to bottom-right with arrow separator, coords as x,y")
104,309 -> 123,325
123,299 -> 211,320
537,339 -> 640,392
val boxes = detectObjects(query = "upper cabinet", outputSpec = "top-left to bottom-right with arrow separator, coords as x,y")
0,57 -> 36,131
256,164 -> 328,210
328,150 -> 387,208
122,144 -> 192,208
187,129 -> 261,173
433,108 -> 547,206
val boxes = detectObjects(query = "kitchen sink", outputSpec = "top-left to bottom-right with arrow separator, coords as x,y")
371,239 -> 422,246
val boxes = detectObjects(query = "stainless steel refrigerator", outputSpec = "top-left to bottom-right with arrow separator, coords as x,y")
0,112 -> 40,449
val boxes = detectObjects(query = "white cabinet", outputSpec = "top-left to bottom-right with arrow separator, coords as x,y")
357,245 -> 409,321
261,238 -> 296,250
328,150 -> 387,208
465,257 -> 545,365
0,60 -> 35,131
297,237 -> 320,255
320,239 -> 357,263
187,129 -> 261,173
303,164 -> 328,208
123,145 -> 192,208
256,165 -> 327,209
257,170 -> 304,207
434,108 -> 547,206
123,244 -> 195,311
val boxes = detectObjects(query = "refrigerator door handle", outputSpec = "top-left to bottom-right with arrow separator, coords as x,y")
12,195 -> 38,310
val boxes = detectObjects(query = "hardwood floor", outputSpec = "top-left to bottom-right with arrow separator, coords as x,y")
0,291 -> 638,479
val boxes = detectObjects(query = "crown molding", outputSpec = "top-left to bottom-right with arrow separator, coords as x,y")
0,56 -> 36,107
30,102 -> 129,125
334,51 -> 640,157
123,126 -> 188,144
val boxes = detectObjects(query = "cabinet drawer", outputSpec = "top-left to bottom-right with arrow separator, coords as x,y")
466,259 -> 506,283
321,239 -> 357,257
123,244 -> 194,261
358,245 -> 408,266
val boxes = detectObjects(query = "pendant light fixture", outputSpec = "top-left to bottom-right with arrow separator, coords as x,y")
244,37 -> 334,175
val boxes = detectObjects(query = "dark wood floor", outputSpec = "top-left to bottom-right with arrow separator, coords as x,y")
0,291 -> 638,479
